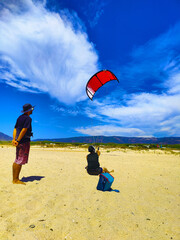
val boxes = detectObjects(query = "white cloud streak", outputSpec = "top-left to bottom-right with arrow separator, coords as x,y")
83,0 -> 107,28
75,125 -> 145,137
76,92 -> 180,137
0,0 -> 99,104
50,104 -> 79,116
99,93 -> 180,122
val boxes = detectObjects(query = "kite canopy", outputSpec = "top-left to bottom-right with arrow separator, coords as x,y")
86,70 -> 119,100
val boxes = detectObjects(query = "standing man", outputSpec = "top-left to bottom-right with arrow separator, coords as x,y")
12,104 -> 35,184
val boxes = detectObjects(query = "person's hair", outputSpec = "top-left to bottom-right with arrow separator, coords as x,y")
88,145 -> 95,153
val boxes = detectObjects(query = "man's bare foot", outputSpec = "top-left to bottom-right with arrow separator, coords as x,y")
13,180 -> 26,185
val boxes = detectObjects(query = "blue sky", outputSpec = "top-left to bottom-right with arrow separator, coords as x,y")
0,0 -> 180,139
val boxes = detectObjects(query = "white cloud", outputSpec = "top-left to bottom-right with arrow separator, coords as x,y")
99,93 -> 180,122
75,125 -> 145,137
87,92 -> 180,136
159,116 -> 180,136
166,72 -> 180,94
76,91 -> 180,137
0,0 -> 99,104
50,104 -> 79,116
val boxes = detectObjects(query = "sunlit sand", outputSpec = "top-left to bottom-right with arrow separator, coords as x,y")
0,145 -> 179,240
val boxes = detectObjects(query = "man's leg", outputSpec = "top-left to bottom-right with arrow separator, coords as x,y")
103,168 -> 114,173
12,162 -> 26,185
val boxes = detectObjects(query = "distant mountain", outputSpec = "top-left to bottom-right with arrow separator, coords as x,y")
0,132 -> 12,141
34,136 -> 180,144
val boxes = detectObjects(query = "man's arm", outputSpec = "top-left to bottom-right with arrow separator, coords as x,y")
17,128 -> 28,142
12,128 -> 17,146
13,128 -> 17,140
12,128 -> 28,146
96,149 -> 101,156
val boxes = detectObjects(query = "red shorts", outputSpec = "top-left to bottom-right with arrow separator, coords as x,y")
15,142 -> 30,165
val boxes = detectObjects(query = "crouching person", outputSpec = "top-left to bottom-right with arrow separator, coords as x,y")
85,145 -> 113,175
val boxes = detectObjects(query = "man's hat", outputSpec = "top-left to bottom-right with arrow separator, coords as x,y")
21,103 -> 35,113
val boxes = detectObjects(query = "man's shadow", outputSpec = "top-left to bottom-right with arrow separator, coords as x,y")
21,176 -> 45,182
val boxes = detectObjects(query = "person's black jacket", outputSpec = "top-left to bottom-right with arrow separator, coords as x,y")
87,152 -> 100,170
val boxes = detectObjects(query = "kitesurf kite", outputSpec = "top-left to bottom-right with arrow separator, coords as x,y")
86,70 -> 119,100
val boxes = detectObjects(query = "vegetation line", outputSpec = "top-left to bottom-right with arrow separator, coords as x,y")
0,141 -> 180,151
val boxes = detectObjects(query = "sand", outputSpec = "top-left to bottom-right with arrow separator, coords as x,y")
0,145 -> 179,240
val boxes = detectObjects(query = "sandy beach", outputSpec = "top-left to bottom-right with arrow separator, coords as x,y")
0,145 -> 179,240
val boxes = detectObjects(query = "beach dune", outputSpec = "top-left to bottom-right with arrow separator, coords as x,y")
0,146 -> 179,240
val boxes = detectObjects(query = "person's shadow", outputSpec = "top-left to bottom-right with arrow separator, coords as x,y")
97,188 -> 120,193
21,176 -> 45,182
109,188 -> 120,193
